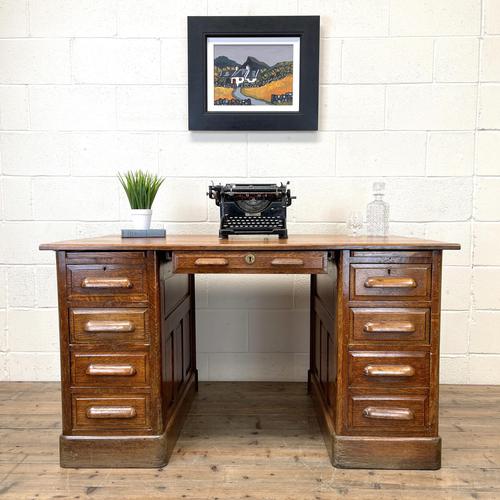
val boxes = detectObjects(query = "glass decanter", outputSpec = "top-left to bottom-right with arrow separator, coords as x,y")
366,182 -> 389,236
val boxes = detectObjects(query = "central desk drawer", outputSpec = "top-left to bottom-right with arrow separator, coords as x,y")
173,251 -> 328,274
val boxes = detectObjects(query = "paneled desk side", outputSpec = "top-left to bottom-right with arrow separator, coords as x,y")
40,235 -> 459,469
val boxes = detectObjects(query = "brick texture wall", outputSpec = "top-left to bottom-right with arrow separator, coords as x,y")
0,0 -> 499,383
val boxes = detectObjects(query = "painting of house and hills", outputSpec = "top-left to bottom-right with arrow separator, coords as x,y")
213,43 -> 294,107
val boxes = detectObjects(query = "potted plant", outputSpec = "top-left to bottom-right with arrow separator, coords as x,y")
118,170 -> 165,230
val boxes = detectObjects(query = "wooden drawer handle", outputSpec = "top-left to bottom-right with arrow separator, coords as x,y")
86,406 -> 137,419
362,406 -> 414,421
364,364 -> 415,377
84,320 -> 135,333
271,258 -> 304,266
364,277 -> 417,289
86,364 -> 137,377
81,277 -> 132,289
363,321 -> 416,333
194,258 -> 229,266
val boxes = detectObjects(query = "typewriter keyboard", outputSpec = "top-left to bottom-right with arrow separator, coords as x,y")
223,216 -> 284,229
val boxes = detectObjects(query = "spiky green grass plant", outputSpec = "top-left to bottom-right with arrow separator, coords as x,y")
118,170 -> 165,209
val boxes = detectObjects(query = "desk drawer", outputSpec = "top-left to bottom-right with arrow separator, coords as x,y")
71,352 -> 149,387
350,264 -> 431,301
70,308 -> 149,344
350,308 -> 429,344
67,264 -> 147,301
72,394 -> 150,432
173,251 -> 327,274
349,394 -> 428,434
348,351 -> 429,389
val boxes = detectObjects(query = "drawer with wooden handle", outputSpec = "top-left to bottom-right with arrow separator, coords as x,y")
172,251 -> 327,274
348,394 -> 428,434
65,251 -> 147,265
350,308 -> 430,344
66,264 -> 147,301
349,251 -> 433,263
348,351 -> 429,388
72,394 -> 150,432
70,308 -> 149,344
350,264 -> 431,301
71,352 -> 148,387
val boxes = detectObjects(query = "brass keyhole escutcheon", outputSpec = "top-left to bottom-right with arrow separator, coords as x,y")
245,253 -> 256,265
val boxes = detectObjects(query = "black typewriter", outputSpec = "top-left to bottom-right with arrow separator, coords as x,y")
208,182 -> 294,239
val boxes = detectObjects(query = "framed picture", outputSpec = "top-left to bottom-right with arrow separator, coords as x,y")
188,16 -> 320,131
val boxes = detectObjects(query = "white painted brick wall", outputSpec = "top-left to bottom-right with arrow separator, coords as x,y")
476,131 -> 500,175
388,0 -> 481,36
386,84 -> 477,130
474,178 -> 500,221
247,132 -> 335,177
3,177 -> 32,220
441,311 -> 469,355
336,132 -> 426,176
72,39 -> 161,84
208,0 -> 298,17
0,39 -> 71,84
341,38 -> 433,83
0,310 -> 6,351
484,0 -> 500,35
470,311 -> 500,354
0,86 -> 29,129
117,0 -> 206,38
159,132 -> 247,177
299,0 -> 389,37
30,85 -> 116,130
0,0 -> 28,37
29,0 -> 117,37
478,84 -> 500,128
71,133 -> 158,177
1,133 -> 71,176
7,266 -> 35,307
0,0 -> 498,383
116,86 -> 187,130
434,38 -> 479,83
320,85 -> 385,130
426,133 -> 475,177
480,37 -> 500,82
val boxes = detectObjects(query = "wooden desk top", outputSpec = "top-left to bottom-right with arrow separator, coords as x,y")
40,234 -> 460,251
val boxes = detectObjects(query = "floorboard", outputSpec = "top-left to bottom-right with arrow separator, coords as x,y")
0,382 -> 499,499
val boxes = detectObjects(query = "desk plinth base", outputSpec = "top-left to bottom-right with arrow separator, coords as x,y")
309,373 -> 441,470
332,435 -> 441,470
60,373 -> 196,468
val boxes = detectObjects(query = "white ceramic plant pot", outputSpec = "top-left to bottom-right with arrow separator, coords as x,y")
131,209 -> 152,230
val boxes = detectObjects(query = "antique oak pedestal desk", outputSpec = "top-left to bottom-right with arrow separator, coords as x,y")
40,235 -> 459,470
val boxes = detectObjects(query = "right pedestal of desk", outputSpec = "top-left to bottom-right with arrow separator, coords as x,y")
309,249 -> 442,470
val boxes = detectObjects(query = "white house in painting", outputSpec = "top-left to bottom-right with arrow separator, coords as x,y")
230,65 -> 260,86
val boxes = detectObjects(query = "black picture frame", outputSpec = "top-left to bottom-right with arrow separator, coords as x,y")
187,16 -> 320,131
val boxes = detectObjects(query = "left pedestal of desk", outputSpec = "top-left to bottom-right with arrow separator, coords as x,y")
53,250 -> 197,468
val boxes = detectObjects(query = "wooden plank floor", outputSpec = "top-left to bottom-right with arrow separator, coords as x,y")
0,382 -> 499,499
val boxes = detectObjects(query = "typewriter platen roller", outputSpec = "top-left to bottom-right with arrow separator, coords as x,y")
208,182 -> 294,239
